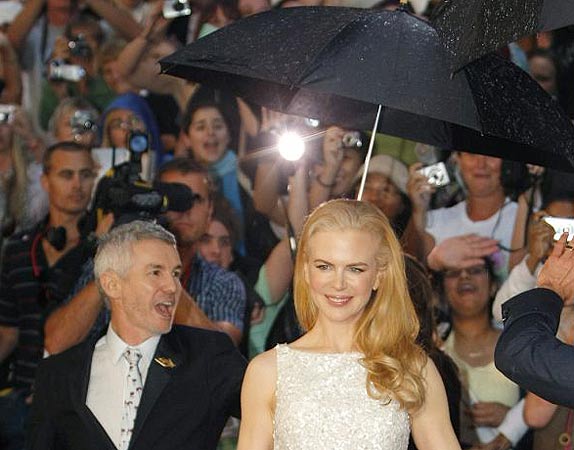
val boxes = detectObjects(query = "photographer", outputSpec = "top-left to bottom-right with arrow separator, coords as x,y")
39,15 -> 115,130
7,0 -> 142,129
308,125 -> 367,208
48,96 -> 99,147
404,152 -> 518,281
492,192 -> 574,323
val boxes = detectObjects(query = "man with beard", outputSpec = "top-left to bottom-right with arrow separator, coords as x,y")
27,221 -> 246,450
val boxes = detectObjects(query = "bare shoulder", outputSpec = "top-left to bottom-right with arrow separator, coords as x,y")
417,355 -> 438,378
243,347 -> 278,393
241,348 -> 278,413
246,347 -> 277,379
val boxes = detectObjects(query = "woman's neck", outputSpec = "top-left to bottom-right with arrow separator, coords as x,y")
300,320 -> 357,353
452,313 -> 493,339
466,191 -> 506,221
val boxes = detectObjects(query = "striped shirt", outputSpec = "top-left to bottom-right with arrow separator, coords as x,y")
0,223 -> 91,392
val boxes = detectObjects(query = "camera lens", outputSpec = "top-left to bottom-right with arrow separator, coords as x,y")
341,132 -> 362,149
173,0 -> 184,11
129,133 -> 149,153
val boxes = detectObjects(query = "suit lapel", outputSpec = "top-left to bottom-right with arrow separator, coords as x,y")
69,341 -> 117,450
129,333 -> 181,447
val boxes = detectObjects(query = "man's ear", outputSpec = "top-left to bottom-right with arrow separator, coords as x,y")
99,271 -> 121,301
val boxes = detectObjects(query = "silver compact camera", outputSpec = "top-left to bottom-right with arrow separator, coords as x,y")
162,0 -> 191,18
70,110 -> 97,135
0,104 -> 15,124
341,131 -> 363,149
542,216 -> 574,242
48,59 -> 86,82
418,162 -> 450,187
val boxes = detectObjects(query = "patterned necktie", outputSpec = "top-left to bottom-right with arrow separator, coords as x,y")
119,348 -> 143,450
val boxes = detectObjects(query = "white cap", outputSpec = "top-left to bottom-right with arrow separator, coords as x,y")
354,154 -> 409,194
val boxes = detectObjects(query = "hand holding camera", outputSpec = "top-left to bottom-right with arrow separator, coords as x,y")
47,35 -> 89,83
537,233 -> 574,305
407,162 -> 435,213
525,211 -> 555,274
417,162 -> 450,188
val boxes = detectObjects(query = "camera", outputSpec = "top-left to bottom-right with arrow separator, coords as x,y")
67,34 -> 92,59
418,162 -> 450,187
162,0 -> 191,18
89,136 -> 195,227
70,110 -> 97,135
48,59 -> 86,82
0,104 -> 15,124
128,131 -> 149,154
542,216 -> 574,242
341,131 -> 363,149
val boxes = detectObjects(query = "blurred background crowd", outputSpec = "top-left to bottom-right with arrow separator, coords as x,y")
1,0 -> 574,449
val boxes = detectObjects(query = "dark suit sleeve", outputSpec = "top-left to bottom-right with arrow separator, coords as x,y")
207,332 -> 247,419
494,288 -> 574,408
25,359 -> 56,450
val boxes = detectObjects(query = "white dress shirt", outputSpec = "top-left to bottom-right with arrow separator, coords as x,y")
86,326 -> 160,448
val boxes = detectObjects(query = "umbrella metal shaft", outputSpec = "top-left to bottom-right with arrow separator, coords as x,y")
356,104 -> 382,202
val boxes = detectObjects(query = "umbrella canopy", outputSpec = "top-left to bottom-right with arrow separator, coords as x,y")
432,0 -> 574,72
160,6 -> 574,171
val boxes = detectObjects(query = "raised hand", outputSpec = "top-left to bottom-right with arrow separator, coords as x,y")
537,233 -> 574,304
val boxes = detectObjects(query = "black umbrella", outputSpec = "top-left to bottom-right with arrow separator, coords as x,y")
432,0 -> 574,72
160,6 -> 574,171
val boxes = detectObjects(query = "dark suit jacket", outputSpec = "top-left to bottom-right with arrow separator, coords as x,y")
26,325 -> 247,450
494,288 -> 574,408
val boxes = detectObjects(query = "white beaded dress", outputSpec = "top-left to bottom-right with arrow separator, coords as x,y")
273,344 -> 410,450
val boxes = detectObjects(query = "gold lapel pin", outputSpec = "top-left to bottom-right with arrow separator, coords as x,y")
154,357 -> 176,368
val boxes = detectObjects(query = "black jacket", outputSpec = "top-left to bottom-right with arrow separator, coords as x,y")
26,325 -> 247,450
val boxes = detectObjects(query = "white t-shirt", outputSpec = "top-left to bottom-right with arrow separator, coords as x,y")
426,199 -> 518,280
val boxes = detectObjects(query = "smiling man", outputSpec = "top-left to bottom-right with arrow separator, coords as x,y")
27,221 -> 246,450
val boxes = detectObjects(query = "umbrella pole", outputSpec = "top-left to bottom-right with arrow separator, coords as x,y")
356,104 -> 382,201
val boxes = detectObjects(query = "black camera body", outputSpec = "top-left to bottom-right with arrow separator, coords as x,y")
89,132 -> 195,227
68,34 -> 92,59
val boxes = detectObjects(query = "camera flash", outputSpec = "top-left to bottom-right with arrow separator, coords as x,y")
277,132 -> 305,161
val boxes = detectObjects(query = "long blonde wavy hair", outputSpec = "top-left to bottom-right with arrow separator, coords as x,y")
294,199 -> 427,412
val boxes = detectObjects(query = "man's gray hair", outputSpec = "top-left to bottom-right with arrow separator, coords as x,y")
94,220 -> 176,281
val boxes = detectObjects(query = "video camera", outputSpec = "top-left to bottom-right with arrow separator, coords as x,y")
88,131 -> 197,227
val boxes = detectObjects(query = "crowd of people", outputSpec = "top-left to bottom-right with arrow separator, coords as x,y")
1,0 -> 574,448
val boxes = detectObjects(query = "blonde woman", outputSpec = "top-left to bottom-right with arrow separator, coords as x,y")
238,199 -> 461,450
